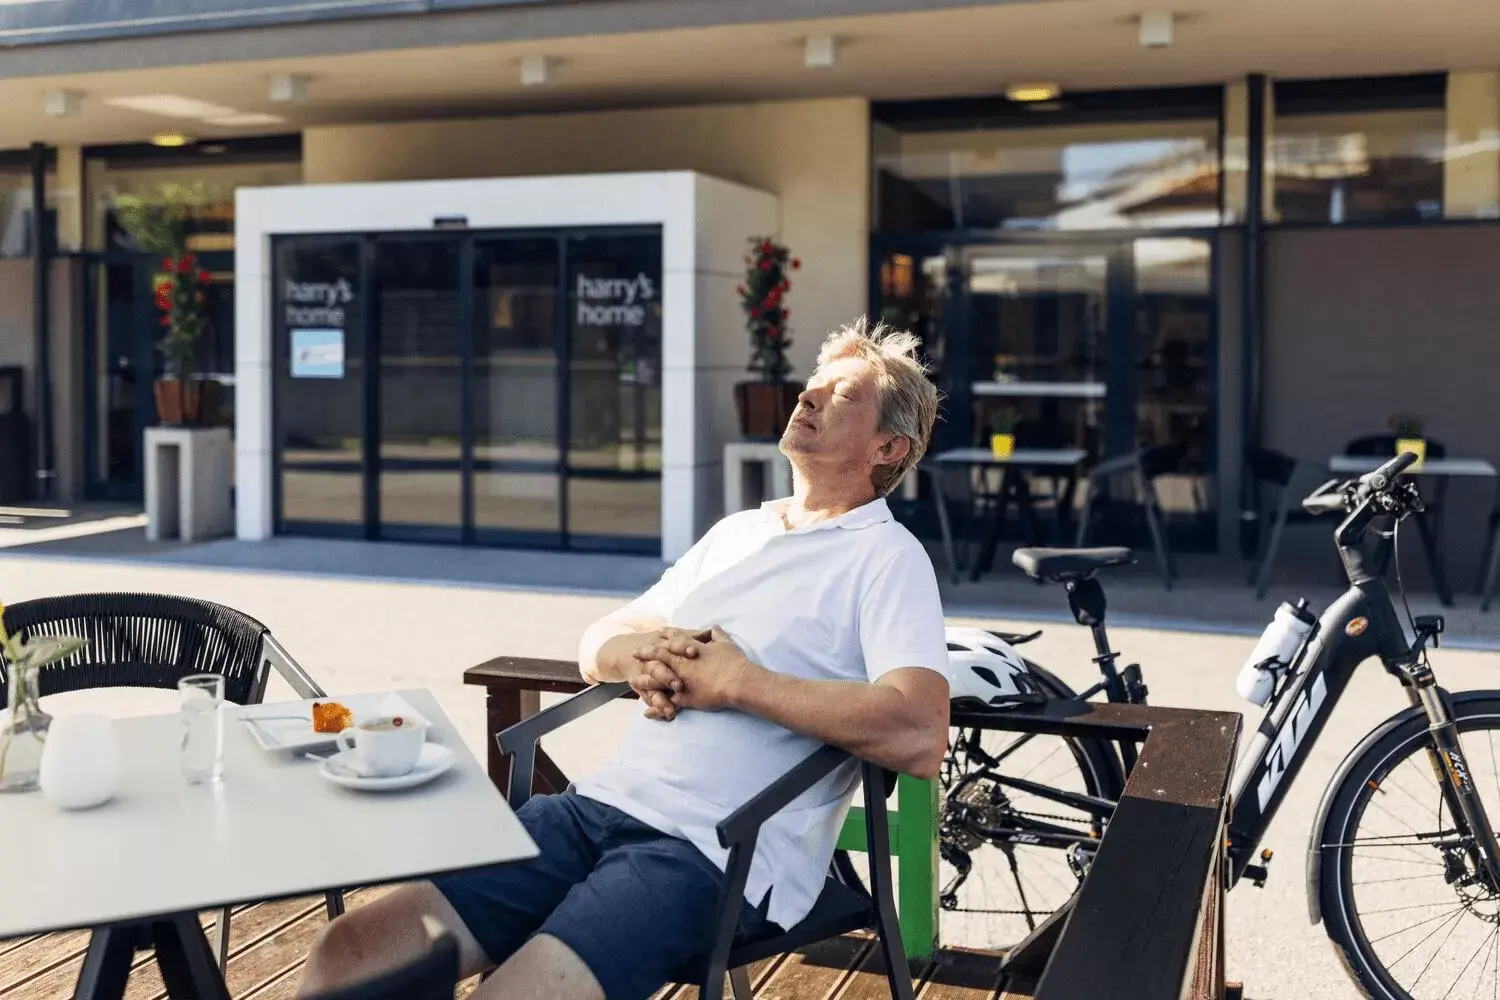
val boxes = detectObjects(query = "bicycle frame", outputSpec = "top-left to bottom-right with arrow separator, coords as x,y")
1223,504 -> 1500,887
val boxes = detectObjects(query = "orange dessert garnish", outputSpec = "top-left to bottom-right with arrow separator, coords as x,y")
311,701 -> 354,734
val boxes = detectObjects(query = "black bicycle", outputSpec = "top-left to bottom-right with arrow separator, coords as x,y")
940,452 -> 1500,1000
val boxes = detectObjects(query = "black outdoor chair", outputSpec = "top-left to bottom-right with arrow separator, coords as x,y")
0,592 -> 344,973
497,681 -> 916,1000
303,919 -> 459,1000
1243,446 -> 1324,599
1072,442 -> 1187,590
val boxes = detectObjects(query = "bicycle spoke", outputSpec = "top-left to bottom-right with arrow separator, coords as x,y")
1371,904 -> 1467,947
1361,900 -> 1468,916
1440,924 -> 1497,999
1410,898 -> 1466,989
1355,872 -> 1449,886
1382,906 -> 1467,969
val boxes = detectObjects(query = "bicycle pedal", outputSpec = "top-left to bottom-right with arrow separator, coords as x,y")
1244,848 -> 1274,888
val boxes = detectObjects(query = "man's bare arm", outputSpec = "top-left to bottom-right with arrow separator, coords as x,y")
642,628 -> 950,778
731,666 -> 950,779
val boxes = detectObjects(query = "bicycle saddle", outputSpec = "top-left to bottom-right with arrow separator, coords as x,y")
1012,546 -> 1136,583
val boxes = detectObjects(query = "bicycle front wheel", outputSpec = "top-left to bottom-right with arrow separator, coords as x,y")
1318,694 -> 1500,1000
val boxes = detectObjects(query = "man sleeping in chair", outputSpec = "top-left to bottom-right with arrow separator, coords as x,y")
299,317 -> 951,1000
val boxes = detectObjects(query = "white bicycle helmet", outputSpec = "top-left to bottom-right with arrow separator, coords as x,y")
945,627 -> 1043,707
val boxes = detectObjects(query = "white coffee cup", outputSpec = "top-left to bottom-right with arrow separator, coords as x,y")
336,716 -> 426,777
40,714 -> 121,810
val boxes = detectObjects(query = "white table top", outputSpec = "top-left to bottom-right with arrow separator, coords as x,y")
1327,456 -> 1499,478
933,447 -> 1089,468
970,380 -> 1107,399
0,689 -> 537,938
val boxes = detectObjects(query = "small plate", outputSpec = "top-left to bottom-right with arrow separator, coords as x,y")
317,743 -> 456,792
240,693 -> 431,753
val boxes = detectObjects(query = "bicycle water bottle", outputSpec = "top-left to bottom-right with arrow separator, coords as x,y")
1236,599 -> 1318,707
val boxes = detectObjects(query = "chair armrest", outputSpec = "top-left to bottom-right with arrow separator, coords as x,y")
495,681 -> 632,809
1087,451 -> 1143,479
497,681 -> 632,755
715,744 -> 854,849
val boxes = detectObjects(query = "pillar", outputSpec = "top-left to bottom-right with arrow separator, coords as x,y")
1445,71 -> 1500,219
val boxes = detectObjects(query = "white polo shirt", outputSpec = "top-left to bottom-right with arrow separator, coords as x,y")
573,496 -> 948,930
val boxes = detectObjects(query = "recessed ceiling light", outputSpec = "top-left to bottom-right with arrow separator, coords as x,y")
520,55 -> 556,88
203,112 -> 287,127
804,35 -> 840,70
1006,83 -> 1061,102
44,89 -> 82,117
269,74 -> 308,103
151,131 -> 194,148
108,94 -> 238,119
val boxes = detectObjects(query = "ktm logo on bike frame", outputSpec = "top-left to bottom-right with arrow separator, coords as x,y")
1346,617 -> 1370,637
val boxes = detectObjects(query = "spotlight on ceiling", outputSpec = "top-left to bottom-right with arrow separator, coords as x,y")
43,90 -> 82,118
1139,11 -> 1175,48
151,131 -> 194,148
804,35 -> 840,70
269,73 -> 308,103
520,55 -> 556,88
1005,82 -> 1061,103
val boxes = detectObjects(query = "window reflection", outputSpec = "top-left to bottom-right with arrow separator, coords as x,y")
876,119 -> 1221,232
1272,108 -> 1446,223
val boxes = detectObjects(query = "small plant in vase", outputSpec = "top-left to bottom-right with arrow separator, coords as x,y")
989,412 -> 1017,458
1389,412 -> 1427,467
733,237 -> 802,440
0,602 -> 86,793
114,184 -> 216,425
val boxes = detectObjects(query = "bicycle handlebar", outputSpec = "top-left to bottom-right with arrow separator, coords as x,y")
1360,451 -> 1419,492
1300,451 -> 1422,518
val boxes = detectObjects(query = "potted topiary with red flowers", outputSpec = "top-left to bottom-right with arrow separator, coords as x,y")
734,236 -> 802,440
115,184 -> 219,425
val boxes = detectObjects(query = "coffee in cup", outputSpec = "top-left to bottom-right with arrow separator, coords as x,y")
336,715 -> 426,777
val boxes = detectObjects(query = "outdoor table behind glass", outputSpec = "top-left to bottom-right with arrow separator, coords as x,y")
926,448 -> 1089,582
0,688 -> 536,997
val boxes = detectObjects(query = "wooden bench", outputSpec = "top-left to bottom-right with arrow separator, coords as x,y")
464,656 -> 940,961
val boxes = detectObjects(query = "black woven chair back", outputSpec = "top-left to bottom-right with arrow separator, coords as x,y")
303,931 -> 459,1000
0,593 -> 269,706
1345,434 -> 1448,460
1246,446 -> 1298,488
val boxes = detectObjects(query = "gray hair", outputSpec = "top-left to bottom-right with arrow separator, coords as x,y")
815,316 -> 940,496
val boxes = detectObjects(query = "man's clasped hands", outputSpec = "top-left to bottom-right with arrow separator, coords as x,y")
602,626 -> 757,721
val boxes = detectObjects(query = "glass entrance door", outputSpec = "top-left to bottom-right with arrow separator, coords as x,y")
273,227 -> 662,551
374,238 -> 464,542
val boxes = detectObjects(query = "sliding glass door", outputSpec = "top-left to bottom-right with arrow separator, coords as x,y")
273,227 -> 661,551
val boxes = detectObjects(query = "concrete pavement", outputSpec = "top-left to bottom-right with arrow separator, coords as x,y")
7,548 -> 1500,997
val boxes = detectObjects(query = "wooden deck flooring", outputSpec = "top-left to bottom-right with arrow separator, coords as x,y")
0,888 -> 1023,1000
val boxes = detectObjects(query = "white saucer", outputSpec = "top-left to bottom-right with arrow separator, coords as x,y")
318,743 -> 456,792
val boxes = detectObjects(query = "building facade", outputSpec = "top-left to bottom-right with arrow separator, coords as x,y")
1,0 -> 1497,569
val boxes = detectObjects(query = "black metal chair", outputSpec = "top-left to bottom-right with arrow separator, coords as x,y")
1243,446 -> 1324,599
0,592 -> 344,973
497,681 -> 916,1000
303,918 -> 459,1000
1073,443 -> 1186,590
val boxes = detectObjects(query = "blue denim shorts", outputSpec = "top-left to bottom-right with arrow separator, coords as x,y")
433,790 -> 775,1000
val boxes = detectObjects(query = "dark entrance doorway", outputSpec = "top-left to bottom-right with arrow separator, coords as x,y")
875,234 -> 1218,548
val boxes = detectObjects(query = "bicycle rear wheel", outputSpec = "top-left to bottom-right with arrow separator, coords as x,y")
1317,694 -> 1500,1000
939,660 -> 1125,949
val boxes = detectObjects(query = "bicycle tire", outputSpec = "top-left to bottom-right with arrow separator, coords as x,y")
1316,693 -> 1500,1000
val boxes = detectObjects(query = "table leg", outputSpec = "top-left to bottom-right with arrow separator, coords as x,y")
75,926 -> 134,1000
152,914 -> 231,1000
1413,510 -> 1455,608
1056,469 -> 1081,544
925,467 -> 960,585
969,470 -> 1015,582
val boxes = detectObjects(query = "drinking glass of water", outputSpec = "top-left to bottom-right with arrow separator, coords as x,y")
179,674 -> 225,784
